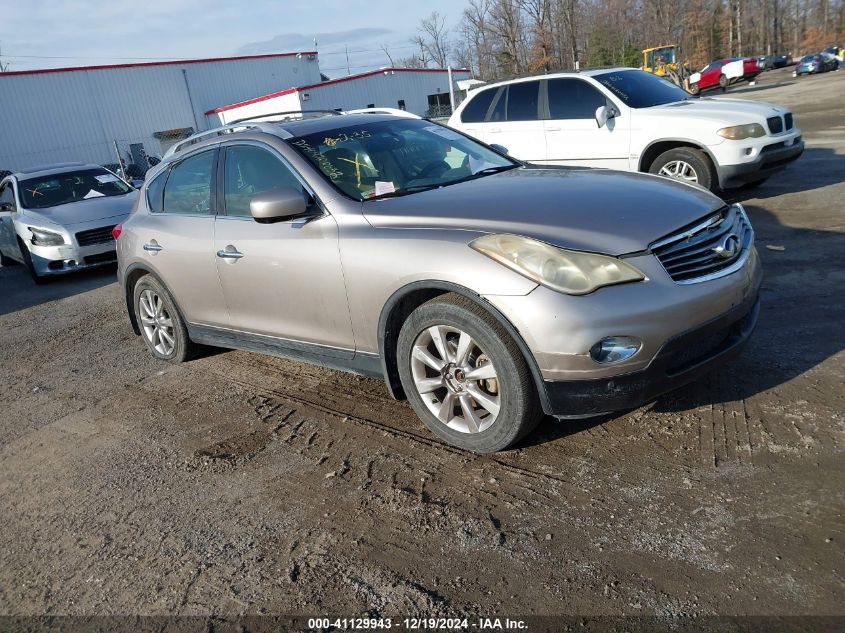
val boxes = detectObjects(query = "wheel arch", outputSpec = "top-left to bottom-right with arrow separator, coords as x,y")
639,139 -> 720,186
377,280 -> 552,414
123,263 -> 189,338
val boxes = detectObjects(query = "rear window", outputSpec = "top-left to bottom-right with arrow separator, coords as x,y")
146,170 -> 167,213
460,87 -> 497,123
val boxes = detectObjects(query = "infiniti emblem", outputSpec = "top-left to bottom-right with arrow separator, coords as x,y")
713,233 -> 741,259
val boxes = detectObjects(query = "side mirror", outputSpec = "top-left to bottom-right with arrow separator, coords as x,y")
250,187 -> 312,223
131,179 -> 145,189
489,143 -> 510,155
595,105 -> 615,128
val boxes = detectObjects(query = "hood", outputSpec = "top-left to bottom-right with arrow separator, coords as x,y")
23,191 -> 138,228
362,167 -> 724,255
641,97 -> 789,124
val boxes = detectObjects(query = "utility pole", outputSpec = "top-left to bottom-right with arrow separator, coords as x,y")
0,43 -> 10,72
345,45 -> 351,75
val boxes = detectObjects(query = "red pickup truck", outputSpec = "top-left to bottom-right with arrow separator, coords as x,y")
689,57 -> 762,93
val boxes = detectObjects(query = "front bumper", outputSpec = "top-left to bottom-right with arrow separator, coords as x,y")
28,240 -> 117,276
541,291 -> 760,416
717,137 -> 804,188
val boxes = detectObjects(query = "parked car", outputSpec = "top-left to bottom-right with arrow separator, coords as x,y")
0,163 -> 138,283
689,57 -> 762,93
116,110 -> 762,453
794,53 -> 839,76
773,54 -> 791,68
756,55 -> 774,70
824,46 -> 843,64
448,68 -> 803,193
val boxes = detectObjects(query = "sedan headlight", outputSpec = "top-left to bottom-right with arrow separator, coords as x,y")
470,234 -> 645,295
29,227 -> 65,246
717,123 -> 766,140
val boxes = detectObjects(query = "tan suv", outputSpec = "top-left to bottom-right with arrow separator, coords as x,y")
116,110 -> 761,453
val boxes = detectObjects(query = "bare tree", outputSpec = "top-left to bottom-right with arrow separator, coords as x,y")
418,12 -> 452,68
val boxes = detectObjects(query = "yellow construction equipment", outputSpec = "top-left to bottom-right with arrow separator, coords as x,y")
642,45 -> 678,76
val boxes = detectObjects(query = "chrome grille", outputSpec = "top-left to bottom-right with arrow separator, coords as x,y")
767,115 -> 783,134
76,225 -> 116,246
651,205 -> 754,284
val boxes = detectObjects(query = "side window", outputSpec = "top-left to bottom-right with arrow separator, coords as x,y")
460,87 -> 497,123
547,79 -> 608,120
506,81 -> 540,121
223,145 -> 304,218
162,150 -> 215,214
146,170 -> 167,213
0,184 -> 15,211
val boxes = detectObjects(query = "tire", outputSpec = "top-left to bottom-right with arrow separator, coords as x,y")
648,147 -> 718,192
689,83 -> 700,95
396,293 -> 543,453
18,239 -> 47,285
719,74 -> 728,88
133,275 -> 196,362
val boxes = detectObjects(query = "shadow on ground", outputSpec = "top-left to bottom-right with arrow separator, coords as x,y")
0,263 -> 117,317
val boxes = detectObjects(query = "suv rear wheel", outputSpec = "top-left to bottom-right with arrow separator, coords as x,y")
397,293 -> 543,453
649,147 -> 717,192
133,275 -> 196,362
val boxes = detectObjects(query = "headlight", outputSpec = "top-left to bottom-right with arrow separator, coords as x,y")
470,234 -> 645,295
717,123 -> 766,140
29,227 -> 65,246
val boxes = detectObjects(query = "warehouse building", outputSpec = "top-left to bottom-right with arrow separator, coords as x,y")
206,67 -> 472,126
0,53 -> 467,174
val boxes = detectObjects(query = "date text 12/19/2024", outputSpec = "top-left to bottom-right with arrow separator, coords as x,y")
307,617 -> 528,630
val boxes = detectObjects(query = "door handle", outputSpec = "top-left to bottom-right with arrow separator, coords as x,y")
489,127 -> 501,133
216,248 -> 244,259
143,242 -> 162,252
546,126 -> 562,131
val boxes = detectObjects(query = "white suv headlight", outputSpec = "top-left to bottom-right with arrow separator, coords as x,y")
470,234 -> 645,295
718,123 -> 766,140
29,227 -> 65,246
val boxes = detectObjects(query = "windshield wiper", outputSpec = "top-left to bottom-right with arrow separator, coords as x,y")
370,183 -> 444,200
450,164 -> 519,185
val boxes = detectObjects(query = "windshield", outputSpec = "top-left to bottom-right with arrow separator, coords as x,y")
287,118 -> 517,201
20,168 -> 131,209
592,69 -> 694,108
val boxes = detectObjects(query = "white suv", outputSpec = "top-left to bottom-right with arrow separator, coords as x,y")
448,68 -> 803,192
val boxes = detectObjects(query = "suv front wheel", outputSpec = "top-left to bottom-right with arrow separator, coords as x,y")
649,147 -> 717,192
397,293 -> 543,453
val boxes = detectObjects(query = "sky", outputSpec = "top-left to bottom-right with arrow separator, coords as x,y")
0,0 -> 464,76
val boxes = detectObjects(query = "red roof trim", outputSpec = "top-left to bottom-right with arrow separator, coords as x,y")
206,67 -> 472,114
0,52 -> 318,77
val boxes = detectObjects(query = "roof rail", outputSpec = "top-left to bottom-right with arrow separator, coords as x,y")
163,122 -> 284,158
344,107 -> 422,119
229,110 -> 343,124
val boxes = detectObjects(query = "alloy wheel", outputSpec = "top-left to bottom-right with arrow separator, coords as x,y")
658,160 -> 699,183
410,325 -> 501,434
139,289 -> 176,356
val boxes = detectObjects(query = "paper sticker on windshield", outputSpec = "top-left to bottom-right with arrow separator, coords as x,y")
83,189 -> 106,199
469,156 -> 497,174
95,174 -> 120,184
374,181 -> 395,196
424,125 -> 463,141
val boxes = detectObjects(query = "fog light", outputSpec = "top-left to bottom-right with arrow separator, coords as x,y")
590,336 -> 641,364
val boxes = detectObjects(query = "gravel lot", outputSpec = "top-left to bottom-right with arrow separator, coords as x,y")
1,67 -> 843,627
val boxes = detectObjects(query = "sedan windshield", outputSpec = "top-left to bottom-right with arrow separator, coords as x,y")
20,168 -> 132,209
592,69 -> 695,108
287,118 -> 517,201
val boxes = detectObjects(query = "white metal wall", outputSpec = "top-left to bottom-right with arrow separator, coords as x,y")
207,70 -> 472,127
0,55 -> 320,172
301,71 -> 471,116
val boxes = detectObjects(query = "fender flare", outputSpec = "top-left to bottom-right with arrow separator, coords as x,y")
377,280 -> 553,414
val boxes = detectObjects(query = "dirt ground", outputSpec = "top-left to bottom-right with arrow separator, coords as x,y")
1,67 -> 843,629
